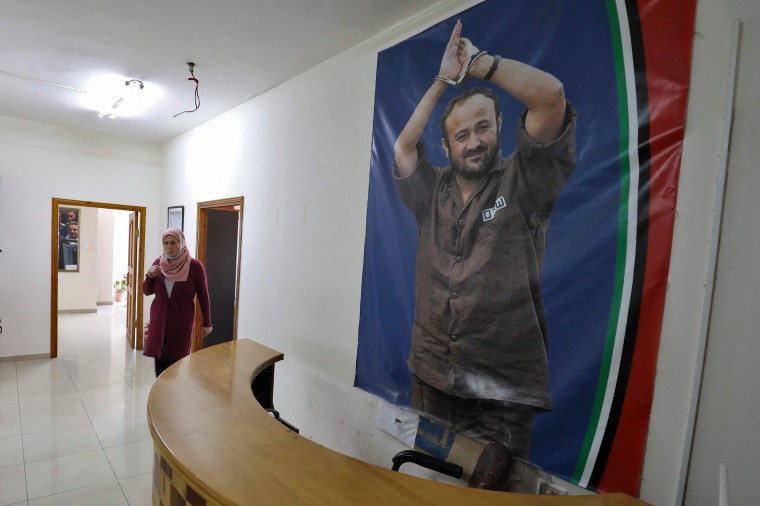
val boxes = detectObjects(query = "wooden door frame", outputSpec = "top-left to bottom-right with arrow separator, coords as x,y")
193,196 -> 244,352
127,212 -> 138,349
51,198 -> 146,358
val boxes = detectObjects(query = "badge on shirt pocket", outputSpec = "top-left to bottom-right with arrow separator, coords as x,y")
482,196 -> 507,222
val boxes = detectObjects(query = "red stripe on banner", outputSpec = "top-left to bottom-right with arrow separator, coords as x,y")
599,0 -> 697,494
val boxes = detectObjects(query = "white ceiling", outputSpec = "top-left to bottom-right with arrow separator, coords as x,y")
0,0 -> 440,144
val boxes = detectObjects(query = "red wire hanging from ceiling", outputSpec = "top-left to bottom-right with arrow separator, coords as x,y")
173,62 -> 200,118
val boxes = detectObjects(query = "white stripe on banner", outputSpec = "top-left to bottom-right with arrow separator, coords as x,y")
578,0 -> 640,487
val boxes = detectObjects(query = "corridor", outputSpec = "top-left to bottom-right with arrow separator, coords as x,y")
0,303 -> 154,505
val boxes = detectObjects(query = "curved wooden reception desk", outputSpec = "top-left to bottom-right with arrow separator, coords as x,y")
147,340 -> 648,505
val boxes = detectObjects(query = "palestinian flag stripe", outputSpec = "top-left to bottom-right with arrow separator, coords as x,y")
573,0 -> 647,488
596,0 -> 697,494
572,0 -> 697,493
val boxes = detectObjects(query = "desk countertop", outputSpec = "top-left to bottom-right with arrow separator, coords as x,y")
147,339 -> 649,505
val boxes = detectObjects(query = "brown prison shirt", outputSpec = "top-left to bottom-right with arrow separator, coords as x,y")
394,102 -> 577,410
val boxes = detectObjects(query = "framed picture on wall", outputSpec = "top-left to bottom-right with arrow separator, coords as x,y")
168,205 -> 184,231
58,207 -> 80,272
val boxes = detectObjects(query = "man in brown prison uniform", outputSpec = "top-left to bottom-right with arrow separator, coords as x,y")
393,21 -> 577,459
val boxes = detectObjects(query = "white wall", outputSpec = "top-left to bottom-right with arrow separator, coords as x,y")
162,40 -> 383,458
0,115 -> 162,357
676,2 -> 760,506
112,210 -> 131,295
640,1 -> 760,505
96,208 -> 115,304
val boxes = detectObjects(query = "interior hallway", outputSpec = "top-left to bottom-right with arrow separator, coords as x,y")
0,303 -> 154,505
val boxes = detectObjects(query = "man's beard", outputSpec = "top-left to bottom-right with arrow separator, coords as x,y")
450,140 -> 500,181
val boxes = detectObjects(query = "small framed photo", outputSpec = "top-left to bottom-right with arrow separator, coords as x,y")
167,206 -> 184,231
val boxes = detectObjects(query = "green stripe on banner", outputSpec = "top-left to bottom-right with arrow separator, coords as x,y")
572,0 -> 632,484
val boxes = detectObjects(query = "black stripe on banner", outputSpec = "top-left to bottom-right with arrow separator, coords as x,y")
588,0 -> 652,489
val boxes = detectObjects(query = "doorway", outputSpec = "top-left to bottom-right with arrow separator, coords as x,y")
50,198 -> 146,358
193,197 -> 243,352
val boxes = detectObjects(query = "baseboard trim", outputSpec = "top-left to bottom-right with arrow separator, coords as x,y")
0,353 -> 49,362
58,309 -> 98,314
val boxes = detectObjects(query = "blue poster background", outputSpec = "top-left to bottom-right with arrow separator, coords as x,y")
357,0 -> 621,477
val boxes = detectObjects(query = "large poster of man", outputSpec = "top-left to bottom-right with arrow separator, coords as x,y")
357,0 -> 696,495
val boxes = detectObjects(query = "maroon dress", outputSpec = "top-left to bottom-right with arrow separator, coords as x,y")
142,257 -> 212,360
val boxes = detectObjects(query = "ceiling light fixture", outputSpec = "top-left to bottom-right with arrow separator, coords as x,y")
79,73 -> 162,119
97,79 -> 144,119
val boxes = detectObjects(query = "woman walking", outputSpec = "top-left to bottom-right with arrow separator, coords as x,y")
143,227 -> 212,377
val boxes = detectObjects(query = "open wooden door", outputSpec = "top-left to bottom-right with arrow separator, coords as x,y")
50,199 -> 146,357
126,212 -> 138,348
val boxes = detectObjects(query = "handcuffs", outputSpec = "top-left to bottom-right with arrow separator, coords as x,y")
434,38 -> 490,87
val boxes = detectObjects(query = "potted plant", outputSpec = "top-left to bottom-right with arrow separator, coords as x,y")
114,275 -> 128,302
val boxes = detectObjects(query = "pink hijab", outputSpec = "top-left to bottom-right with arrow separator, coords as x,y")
159,227 -> 191,282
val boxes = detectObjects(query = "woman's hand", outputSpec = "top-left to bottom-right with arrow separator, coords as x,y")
146,265 -> 160,278
202,326 -> 213,338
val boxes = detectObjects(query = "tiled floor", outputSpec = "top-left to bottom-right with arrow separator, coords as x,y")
0,303 -> 155,505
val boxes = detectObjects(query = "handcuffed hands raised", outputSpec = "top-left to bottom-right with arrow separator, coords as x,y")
438,20 -> 484,86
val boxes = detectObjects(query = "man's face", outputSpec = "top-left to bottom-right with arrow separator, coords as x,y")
442,94 -> 502,181
67,212 -> 76,222
67,224 -> 79,238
